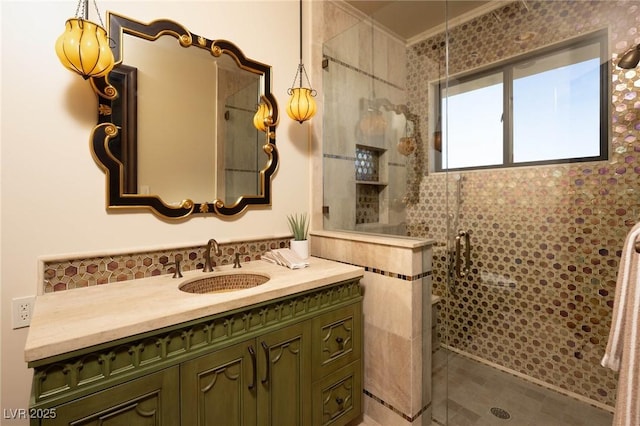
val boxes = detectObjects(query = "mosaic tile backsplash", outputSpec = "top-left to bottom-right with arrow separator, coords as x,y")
404,0 -> 640,408
42,237 -> 290,293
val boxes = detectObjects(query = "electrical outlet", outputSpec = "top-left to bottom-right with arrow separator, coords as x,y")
12,296 -> 35,329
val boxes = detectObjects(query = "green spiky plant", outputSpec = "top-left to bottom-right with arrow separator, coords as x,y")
287,213 -> 309,241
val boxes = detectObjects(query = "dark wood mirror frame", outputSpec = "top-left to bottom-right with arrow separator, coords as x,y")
90,12 -> 279,219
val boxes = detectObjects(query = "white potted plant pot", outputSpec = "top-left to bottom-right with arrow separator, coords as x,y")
288,213 -> 310,260
290,239 -> 309,260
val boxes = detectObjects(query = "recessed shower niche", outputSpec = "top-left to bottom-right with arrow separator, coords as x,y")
355,144 -> 387,225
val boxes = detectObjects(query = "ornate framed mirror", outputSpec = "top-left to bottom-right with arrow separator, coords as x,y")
90,12 -> 278,219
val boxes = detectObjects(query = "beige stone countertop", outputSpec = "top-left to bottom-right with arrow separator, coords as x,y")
25,257 -> 363,363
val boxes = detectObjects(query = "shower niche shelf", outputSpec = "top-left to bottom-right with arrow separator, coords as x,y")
355,180 -> 387,186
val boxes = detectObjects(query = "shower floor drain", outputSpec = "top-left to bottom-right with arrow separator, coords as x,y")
490,407 -> 511,420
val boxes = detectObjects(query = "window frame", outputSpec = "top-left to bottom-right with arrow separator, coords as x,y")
434,30 -> 610,172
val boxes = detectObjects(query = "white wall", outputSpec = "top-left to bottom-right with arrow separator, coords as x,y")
0,1 -> 311,421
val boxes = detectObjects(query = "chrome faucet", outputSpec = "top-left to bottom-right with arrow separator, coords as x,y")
203,239 -> 222,272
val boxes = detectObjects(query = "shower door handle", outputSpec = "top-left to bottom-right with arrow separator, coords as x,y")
455,230 -> 471,278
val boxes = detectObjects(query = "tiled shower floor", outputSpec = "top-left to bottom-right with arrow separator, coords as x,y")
355,349 -> 614,426
431,349 -> 614,426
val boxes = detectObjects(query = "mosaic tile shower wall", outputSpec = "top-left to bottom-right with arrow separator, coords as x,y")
356,184 -> 380,224
42,237 -> 290,293
405,1 -> 640,407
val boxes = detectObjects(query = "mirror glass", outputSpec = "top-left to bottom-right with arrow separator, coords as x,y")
90,13 -> 278,219
124,34 -> 265,204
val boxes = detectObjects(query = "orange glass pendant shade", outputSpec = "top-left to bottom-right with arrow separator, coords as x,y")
55,18 -> 114,80
253,103 -> 271,132
286,87 -> 317,124
286,0 -> 317,124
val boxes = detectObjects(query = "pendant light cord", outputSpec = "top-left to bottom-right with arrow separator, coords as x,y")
287,0 -> 315,95
287,0 -> 317,96
74,0 -> 86,19
74,0 -> 107,28
298,0 -> 303,65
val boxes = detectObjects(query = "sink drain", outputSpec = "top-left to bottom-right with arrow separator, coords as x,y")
490,407 -> 511,420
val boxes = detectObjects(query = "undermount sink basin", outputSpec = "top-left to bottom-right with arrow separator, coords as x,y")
179,273 -> 270,294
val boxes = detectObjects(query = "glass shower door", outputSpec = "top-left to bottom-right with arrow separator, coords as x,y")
318,1 -> 627,425
434,2 -> 623,425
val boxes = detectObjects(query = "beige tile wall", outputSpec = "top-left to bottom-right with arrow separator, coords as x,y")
311,230 -> 434,425
320,3 -> 409,233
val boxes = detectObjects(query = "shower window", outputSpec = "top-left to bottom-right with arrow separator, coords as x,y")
436,30 -> 608,171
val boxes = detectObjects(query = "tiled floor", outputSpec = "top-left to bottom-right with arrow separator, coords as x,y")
355,349 -> 613,426
431,349 -> 614,426
354,415 -> 382,426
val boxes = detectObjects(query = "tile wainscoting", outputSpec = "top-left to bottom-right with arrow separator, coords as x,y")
311,230 -> 435,426
38,235 -> 292,294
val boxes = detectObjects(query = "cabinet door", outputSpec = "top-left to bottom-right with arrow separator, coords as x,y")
257,321 -> 312,426
312,361 -> 362,426
181,340 -> 257,426
42,367 -> 179,426
312,303 -> 362,381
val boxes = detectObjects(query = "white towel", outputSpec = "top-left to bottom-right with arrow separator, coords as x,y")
602,221 -> 640,426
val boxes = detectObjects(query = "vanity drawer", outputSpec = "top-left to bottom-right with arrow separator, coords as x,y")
312,361 -> 363,426
312,302 -> 362,380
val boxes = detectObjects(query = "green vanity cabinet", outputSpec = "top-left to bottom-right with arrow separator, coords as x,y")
28,277 -> 362,426
181,321 -> 312,426
311,304 -> 363,426
181,340 -> 257,425
40,367 -> 180,425
257,322 -> 313,425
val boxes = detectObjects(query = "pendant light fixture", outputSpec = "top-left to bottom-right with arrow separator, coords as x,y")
253,101 -> 270,132
286,0 -> 317,124
618,44 -> 640,69
358,104 -> 387,137
397,120 -> 416,156
55,0 -> 115,80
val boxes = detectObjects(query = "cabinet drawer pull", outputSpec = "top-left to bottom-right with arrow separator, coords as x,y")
335,336 -> 344,349
335,397 -> 344,405
261,341 -> 270,385
248,345 -> 257,390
